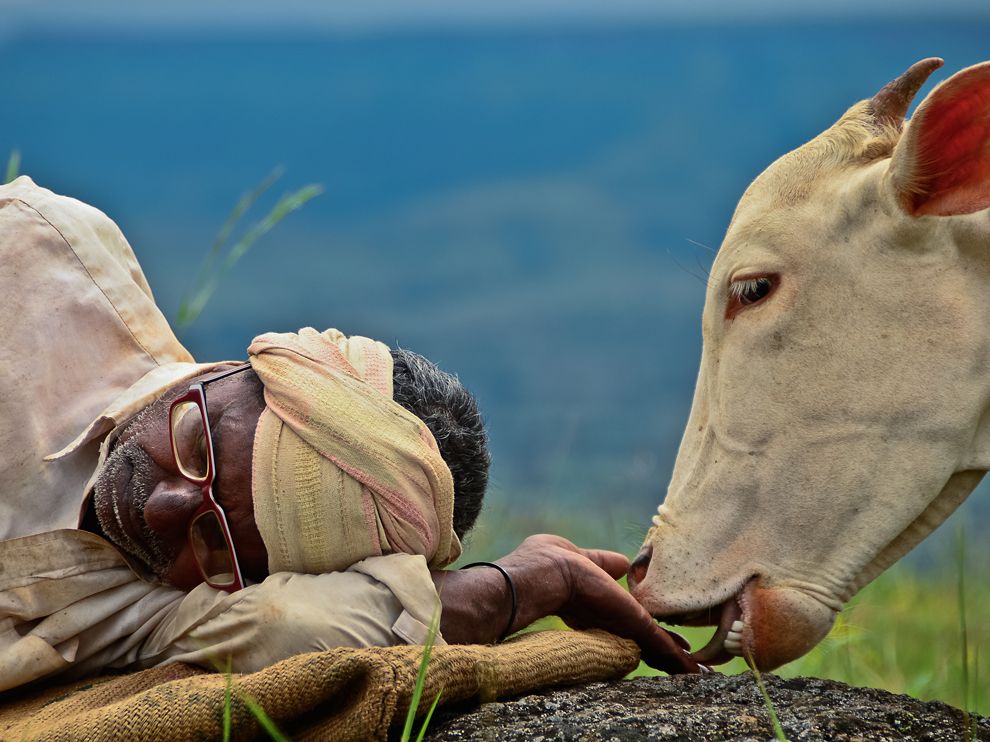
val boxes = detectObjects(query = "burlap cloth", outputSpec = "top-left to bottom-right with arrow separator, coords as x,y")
0,630 -> 639,741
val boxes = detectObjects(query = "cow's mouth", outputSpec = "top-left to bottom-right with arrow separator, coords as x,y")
662,594 -> 746,666
650,578 -> 838,670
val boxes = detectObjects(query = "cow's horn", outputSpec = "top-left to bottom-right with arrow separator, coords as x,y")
870,57 -> 944,129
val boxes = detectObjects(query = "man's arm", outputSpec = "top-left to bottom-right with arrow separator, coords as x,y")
138,553 -> 441,674
141,535 -> 697,676
433,535 -> 700,675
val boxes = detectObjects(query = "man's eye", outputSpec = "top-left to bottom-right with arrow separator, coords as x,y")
726,275 -> 776,319
173,406 -> 208,466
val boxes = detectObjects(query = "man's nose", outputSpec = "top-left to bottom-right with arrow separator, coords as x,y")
142,479 -> 203,538
627,545 -> 653,592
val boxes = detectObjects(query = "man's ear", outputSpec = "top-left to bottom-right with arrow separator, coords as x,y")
887,61 -> 990,217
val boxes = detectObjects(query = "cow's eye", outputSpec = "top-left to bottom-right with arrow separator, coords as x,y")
732,277 -> 772,305
726,275 -> 775,319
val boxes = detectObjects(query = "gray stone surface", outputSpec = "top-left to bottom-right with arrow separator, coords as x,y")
421,674 -> 988,741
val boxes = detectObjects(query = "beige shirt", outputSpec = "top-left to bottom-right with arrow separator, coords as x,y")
0,177 -> 442,693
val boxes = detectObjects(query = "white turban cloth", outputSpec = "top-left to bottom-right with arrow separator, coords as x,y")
248,327 -> 460,575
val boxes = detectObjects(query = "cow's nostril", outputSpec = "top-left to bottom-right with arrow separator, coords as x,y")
627,545 -> 653,590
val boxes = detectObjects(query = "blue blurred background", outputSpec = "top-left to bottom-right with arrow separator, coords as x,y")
3,1 -> 988,561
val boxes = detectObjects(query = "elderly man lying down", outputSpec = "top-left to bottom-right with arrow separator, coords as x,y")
0,177 -> 698,693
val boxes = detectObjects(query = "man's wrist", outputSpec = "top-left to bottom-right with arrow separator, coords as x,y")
431,565 -> 514,645
459,562 -> 517,640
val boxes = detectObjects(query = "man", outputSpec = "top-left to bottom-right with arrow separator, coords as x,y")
0,177 -> 697,693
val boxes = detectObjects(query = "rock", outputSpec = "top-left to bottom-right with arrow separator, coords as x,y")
421,674 -> 988,741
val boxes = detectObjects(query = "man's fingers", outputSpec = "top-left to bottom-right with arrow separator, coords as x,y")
612,596 -> 699,673
663,627 -> 691,652
558,566 -> 702,675
519,536 -> 629,580
576,548 -> 630,579
511,534 -> 700,674
640,632 -> 703,674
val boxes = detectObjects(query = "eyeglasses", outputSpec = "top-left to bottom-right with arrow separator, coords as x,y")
168,364 -> 252,592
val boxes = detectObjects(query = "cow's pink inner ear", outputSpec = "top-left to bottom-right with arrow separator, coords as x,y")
901,63 -> 990,217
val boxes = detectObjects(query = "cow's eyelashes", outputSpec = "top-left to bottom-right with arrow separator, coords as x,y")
726,274 -> 776,319
731,277 -> 773,304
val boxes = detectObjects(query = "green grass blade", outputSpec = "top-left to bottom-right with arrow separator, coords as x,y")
5,150 -> 20,183
176,167 -> 283,331
415,691 -> 443,742
176,276 -> 220,328
957,526 -> 970,712
202,651 -> 288,741
401,605 -> 442,742
236,690 -> 291,742
222,184 -> 323,268
223,658 -> 233,742
746,654 -> 787,742
198,166 -> 284,295
974,645 -> 980,714
176,180 -> 322,331
211,165 -> 284,259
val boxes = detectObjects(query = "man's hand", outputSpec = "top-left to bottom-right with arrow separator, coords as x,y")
432,534 -> 701,675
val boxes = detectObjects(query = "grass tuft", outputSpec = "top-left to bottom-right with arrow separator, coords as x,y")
236,688 -> 291,742
957,527 -> 971,711
415,689 -> 443,742
215,654 -> 290,741
223,658 -> 233,742
956,527 -> 980,741
401,606 -> 443,742
5,150 -> 20,183
746,653 -> 788,742
176,169 -> 322,332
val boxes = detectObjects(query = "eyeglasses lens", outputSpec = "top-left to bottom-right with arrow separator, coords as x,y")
170,401 -> 210,482
190,510 -> 237,588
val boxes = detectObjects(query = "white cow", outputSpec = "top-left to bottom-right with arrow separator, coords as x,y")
627,58 -> 990,671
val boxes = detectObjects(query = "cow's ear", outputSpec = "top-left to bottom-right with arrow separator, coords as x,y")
887,61 -> 990,217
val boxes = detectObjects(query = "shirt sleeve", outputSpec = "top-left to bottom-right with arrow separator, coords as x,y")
137,553 -> 443,674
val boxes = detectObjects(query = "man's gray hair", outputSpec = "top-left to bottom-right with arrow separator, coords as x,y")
390,348 -> 490,540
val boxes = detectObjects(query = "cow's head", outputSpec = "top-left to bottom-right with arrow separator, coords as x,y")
629,59 -> 990,671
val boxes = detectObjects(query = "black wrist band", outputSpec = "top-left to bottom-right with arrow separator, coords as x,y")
459,561 -> 518,642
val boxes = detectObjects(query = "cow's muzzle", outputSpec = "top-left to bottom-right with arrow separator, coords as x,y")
629,546 -> 837,670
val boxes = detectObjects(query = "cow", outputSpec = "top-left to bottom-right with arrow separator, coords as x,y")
626,58 -> 990,671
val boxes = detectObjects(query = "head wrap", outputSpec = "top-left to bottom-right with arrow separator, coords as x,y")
248,327 -> 460,574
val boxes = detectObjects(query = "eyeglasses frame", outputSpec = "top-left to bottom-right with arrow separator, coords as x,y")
168,363 -> 253,592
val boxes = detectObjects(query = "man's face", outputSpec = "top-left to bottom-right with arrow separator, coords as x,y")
92,366 -> 269,590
